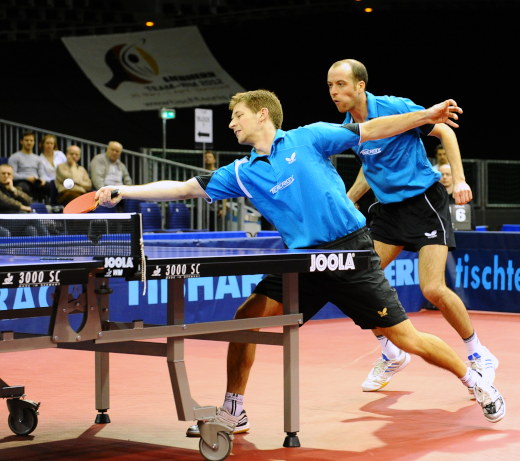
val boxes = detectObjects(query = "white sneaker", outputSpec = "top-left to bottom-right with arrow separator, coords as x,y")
467,346 -> 499,400
186,407 -> 249,437
362,352 -> 411,392
473,379 -> 506,423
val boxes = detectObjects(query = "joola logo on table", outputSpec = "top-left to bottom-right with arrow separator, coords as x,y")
104,257 -> 134,269
310,253 -> 356,272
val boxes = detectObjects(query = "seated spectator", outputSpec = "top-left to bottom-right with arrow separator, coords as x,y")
55,145 -> 93,205
89,141 -> 132,190
439,163 -> 474,230
431,144 -> 449,172
39,134 -> 66,205
0,163 -> 33,213
39,134 -> 66,182
9,131 -> 50,202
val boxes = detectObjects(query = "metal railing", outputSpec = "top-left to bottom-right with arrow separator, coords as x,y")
0,119 -> 257,232
330,153 -> 520,209
2,118 -> 520,231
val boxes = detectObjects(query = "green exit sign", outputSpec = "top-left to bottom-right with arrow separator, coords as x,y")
160,108 -> 176,120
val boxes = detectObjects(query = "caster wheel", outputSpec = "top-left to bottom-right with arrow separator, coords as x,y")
8,407 -> 38,436
199,431 -> 232,461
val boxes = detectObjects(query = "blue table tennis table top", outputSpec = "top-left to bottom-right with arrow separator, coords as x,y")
0,245 -> 370,268
0,229 -> 363,265
0,236 -> 371,288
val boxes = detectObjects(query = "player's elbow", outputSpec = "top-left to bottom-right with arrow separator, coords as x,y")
174,189 -> 192,200
359,125 -> 374,143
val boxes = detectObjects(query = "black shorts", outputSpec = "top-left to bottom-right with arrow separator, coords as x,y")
368,182 -> 456,252
253,227 -> 408,329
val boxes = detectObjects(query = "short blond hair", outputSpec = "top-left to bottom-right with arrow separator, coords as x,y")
229,89 -> 283,129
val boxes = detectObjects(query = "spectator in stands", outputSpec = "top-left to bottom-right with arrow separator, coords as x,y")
9,131 -> 50,202
439,163 -> 475,230
439,163 -> 455,199
39,134 -> 66,182
39,134 -> 66,205
89,141 -> 132,190
55,145 -> 92,205
204,150 -> 227,230
432,143 -> 449,171
204,150 -> 218,171
0,163 -> 32,213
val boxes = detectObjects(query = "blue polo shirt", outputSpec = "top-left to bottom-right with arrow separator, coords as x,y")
343,92 -> 440,204
196,122 -> 366,248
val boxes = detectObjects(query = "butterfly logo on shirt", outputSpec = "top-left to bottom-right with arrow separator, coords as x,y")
285,152 -> 297,164
424,230 -> 438,239
378,307 -> 388,318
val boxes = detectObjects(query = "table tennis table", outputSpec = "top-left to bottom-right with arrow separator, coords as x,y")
0,213 -> 371,461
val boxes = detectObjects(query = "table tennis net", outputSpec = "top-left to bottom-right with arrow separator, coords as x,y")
0,213 -> 143,257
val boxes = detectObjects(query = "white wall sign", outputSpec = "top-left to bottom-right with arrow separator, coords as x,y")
195,108 -> 213,143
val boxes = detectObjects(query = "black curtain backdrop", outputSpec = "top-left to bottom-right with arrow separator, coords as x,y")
0,10 -> 514,159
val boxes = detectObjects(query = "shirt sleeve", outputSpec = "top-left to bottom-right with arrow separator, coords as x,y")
121,162 -> 133,185
8,154 -> 22,180
89,155 -> 105,190
0,188 -> 30,210
420,124 -> 435,136
37,156 -> 46,180
195,162 -> 246,202
304,122 -> 361,158
80,167 -> 93,191
342,123 -> 360,135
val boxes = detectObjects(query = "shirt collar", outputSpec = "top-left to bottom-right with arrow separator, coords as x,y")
249,129 -> 287,162
365,91 -> 380,120
344,91 -> 379,123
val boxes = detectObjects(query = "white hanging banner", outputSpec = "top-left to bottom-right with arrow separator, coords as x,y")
62,26 -> 244,112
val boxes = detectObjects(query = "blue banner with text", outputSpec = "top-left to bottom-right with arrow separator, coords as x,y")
1,231 -> 518,334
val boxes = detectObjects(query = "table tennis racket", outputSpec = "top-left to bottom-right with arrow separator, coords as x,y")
63,190 -> 119,214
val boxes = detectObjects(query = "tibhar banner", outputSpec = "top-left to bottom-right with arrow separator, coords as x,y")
62,26 -> 244,111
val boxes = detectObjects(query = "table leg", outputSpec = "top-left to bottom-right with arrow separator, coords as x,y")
282,272 -> 301,447
166,277 -> 198,421
95,351 -> 110,423
94,277 -> 111,424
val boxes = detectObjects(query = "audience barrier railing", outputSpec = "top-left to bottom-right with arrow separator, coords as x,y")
1,119 -> 519,230
0,119 -> 255,232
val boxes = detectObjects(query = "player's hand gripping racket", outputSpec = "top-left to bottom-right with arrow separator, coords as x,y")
63,190 -> 119,214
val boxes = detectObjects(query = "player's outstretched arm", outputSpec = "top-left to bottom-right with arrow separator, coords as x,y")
96,178 -> 208,207
360,99 -> 463,143
430,123 -> 473,205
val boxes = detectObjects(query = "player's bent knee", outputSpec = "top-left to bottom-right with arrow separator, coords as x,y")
381,320 -> 424,354
420,283 -> 447,303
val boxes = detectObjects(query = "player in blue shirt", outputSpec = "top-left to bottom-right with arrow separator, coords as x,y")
97,90 -> 505,432
327,59 -> 498,395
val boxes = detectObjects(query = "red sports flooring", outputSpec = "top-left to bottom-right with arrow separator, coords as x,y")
0,310 -> 518,461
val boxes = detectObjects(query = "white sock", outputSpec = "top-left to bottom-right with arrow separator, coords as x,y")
223,392 -> 244,416
460,367 -> 479,388
376,335 -> 402,360
464,331 -> 482,358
